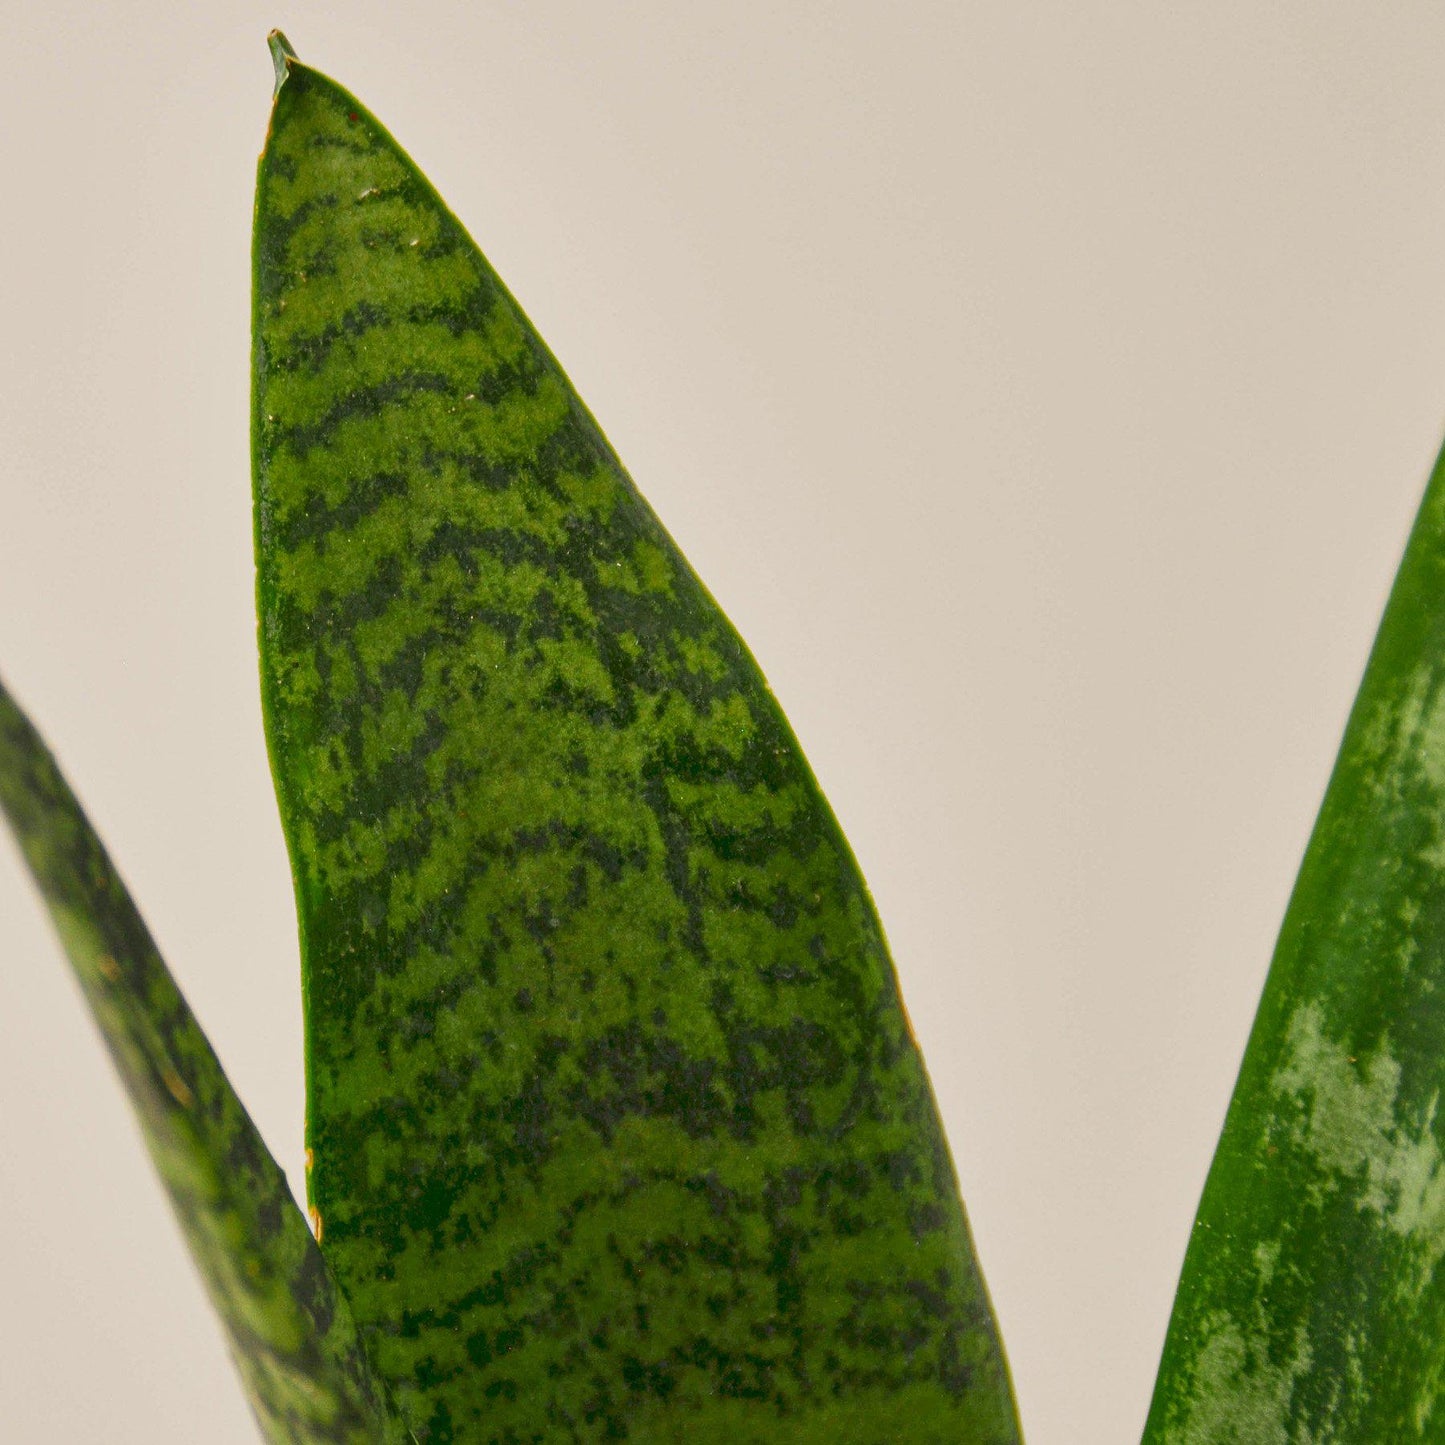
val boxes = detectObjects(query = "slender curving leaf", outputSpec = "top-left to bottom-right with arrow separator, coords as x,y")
0,676 -> 407,1444
1143,441 -> 1445,1441
253,34 -> 1020,1445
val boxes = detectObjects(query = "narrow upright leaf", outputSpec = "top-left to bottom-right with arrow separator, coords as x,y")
0,678 -> 406,1445
253,36 -> 1019,1445
1144,444 -> 1445,1441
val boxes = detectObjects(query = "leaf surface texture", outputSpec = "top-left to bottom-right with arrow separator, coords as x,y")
253,40 -> 1019,1445
0,678 -> 406,1444
1144,442 -> 1445,1440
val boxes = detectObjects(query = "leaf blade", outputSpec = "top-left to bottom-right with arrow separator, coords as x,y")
254,43 -> 1020,1445
0,676 -> 407,1445
1143,443 -> 1445,1440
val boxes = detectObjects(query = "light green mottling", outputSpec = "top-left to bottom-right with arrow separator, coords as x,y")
1145,434 -> 1445,1440
1176,1318 -> 1315,1445
1274,1006 -> 1445,1290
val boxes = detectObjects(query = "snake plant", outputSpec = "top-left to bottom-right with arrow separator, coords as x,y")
7,31 -> 1445,1444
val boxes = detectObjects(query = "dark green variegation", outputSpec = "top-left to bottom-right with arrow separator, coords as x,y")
253,34 -> 1019,1445
1144,438 -> 1445,1440
0,678 -> 406,1445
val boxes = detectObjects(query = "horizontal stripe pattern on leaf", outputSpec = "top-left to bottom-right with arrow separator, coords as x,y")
253,40 -> 1019,1445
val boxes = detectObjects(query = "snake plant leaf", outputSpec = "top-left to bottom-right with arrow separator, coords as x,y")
253,35 -> 1019,1445
1142,441 -> 1445,1441
0,677 -> 408,1445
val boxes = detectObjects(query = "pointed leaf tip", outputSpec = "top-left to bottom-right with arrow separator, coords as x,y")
267,30 -> 297,95
251,47 -> 1022,1444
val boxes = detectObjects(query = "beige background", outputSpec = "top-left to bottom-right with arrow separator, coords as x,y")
3,4 -> 1445,1441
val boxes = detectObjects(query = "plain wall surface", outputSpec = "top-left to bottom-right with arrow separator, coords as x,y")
3,4 -> 1445,1441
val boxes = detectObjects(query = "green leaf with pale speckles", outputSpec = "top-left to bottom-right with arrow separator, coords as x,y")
0,677 -> 407,1444
1143,439 -> 1445,1442
253,33 -> 1020,1445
